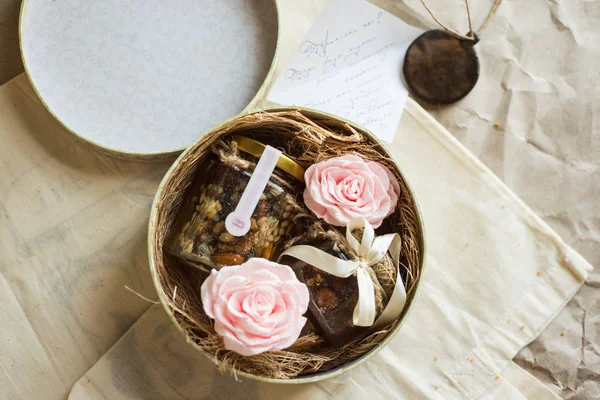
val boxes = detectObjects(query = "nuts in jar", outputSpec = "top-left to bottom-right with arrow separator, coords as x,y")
167,136 -> 306,271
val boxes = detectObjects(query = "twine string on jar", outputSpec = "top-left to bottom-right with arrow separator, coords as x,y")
418,0 -> 503,41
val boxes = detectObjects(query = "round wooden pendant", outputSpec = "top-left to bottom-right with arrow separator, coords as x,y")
403,29 -> 479,105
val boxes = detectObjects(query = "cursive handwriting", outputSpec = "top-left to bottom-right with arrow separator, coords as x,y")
355,100 -> 393,120
299,31 -> 329,58
327,29 -> 358,46
362,11 -> 383,28
306,98 -> 332,108
335,99 -> 355,118
323,53 -> 344,75
345,65 -> 378,82
267,0 -> 421,142
284,67 -> 316,82
344,37 -> 377,61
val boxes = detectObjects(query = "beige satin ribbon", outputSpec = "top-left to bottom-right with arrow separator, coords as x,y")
279,217 -> 406,329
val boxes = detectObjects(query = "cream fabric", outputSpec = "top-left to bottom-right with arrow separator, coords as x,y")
67,307 -> 562,400
0,69 -> 579,400
0,75 -> 170,399
66,98 -> 591,399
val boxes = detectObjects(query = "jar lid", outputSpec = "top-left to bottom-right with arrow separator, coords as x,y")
234,136 -> 305,182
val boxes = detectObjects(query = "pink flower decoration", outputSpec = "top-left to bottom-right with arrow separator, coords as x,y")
303,155 -> 400,228
201,258 -> 309,356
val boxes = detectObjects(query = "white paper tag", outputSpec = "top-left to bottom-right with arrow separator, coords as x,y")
268,0 -> 422,142
225,145 -> 282,237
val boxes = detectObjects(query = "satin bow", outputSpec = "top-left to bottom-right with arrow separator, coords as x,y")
279,217 -> 406,328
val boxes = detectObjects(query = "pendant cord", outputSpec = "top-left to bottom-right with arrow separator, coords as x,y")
418,0 -> 503,41
478,0 -> 503,35
465,0 -> 473,35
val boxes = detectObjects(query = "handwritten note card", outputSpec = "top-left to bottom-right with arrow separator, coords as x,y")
268,0 -> 422,142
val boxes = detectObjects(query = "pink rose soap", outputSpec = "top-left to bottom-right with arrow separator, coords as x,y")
303,155 -> 399,228
201,258 -> 310,356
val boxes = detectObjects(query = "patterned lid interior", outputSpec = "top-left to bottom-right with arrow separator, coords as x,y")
20,0 -> 278,156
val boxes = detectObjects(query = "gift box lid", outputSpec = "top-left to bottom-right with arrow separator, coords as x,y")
19,0 -> 279,160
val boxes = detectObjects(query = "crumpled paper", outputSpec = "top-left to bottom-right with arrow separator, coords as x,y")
379,1 -> 600,398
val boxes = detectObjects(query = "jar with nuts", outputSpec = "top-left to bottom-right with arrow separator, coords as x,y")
167,136 -> 306,272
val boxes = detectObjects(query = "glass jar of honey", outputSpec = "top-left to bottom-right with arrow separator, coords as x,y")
167,136 -> 305,271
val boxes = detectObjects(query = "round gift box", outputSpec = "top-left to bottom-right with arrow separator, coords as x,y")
19,0 -> 281,161
148,106 -> 426,383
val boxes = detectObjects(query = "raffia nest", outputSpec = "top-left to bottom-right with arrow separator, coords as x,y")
149,109 -> 424,381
